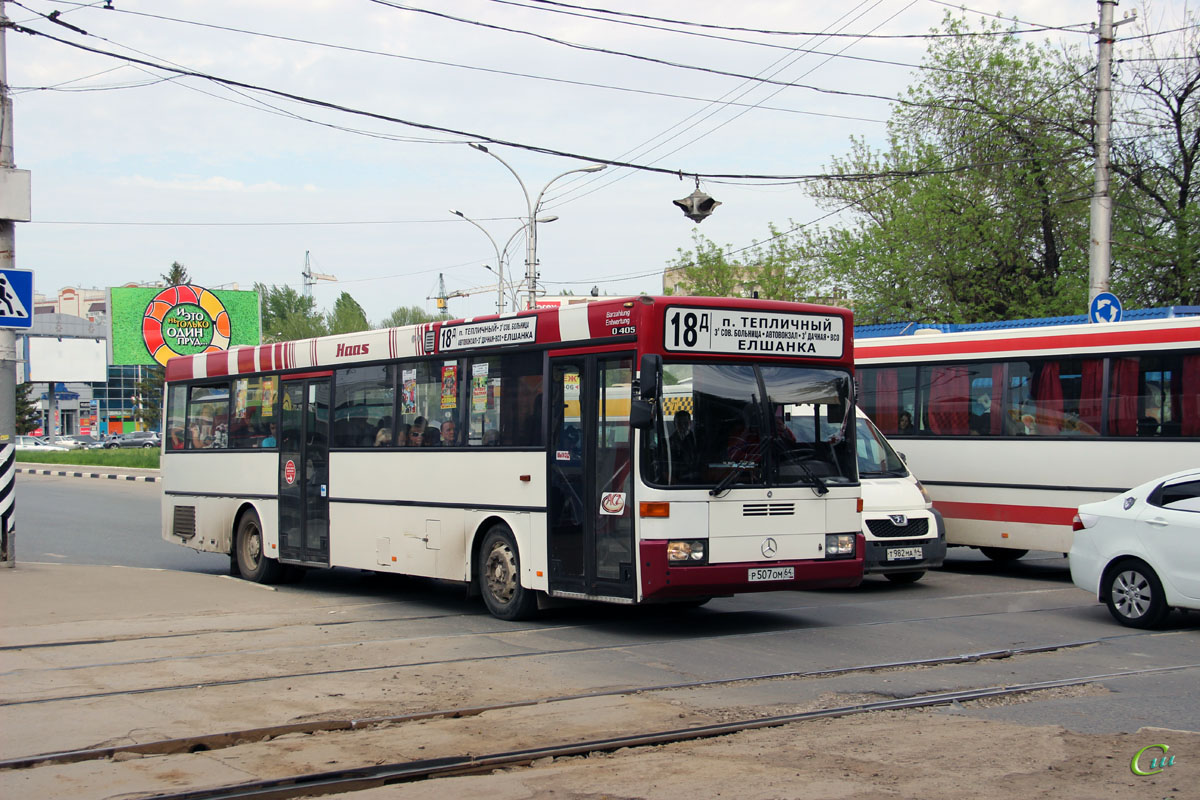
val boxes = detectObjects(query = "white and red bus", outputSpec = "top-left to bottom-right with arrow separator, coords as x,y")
161,296 -> 864,618
855,310 -> 1200,560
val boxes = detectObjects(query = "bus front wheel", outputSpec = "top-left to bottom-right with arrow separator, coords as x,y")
478,525 -> 537,621
235,512 -> 283,584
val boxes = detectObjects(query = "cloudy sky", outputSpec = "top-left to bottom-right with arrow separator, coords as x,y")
6,0 -> 1193,323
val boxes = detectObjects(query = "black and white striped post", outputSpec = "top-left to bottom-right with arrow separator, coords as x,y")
0,442 -> 12,566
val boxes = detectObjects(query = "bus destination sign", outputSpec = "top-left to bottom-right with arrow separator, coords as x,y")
663,306 -> 844,358
440,316 -> 538,352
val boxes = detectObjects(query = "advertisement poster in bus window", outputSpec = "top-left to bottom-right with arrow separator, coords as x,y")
472,363 -> 488,413
402,368 -> 418,414
234,379 -> 249,419
440,365 -> 457,410
261,377 -> 276,417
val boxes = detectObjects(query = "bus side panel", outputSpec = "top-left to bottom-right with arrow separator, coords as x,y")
330,451 -> 547,584
161,452 -> 280,555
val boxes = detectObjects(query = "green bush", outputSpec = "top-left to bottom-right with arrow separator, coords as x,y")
14,448 -> 160,469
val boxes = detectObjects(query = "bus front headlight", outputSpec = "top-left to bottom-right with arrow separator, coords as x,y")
825,533 -> 856,557
667,540 -> 706,565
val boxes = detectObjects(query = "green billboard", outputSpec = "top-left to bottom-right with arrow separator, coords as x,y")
109,285 -> 261,366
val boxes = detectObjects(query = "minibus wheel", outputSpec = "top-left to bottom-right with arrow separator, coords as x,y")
979,547 -> 1028,563
478,525 -> 537,621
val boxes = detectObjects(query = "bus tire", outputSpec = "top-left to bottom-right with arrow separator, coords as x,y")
980,547 -> 1028,563
1103,559 -> 1170,629
235,511 -> 283,584
884,570 -> 924,584
478,525 -> 537,621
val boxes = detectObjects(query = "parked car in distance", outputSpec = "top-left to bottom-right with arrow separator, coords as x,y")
1069,468 -> 1200,628
104,431 -> 162,449
15,435 -> 69,452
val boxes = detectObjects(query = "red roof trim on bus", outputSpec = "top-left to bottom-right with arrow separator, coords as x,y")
280,370 -> 334,381
237,347 -> 255,375
206,350 -> 229,377
934,500 -> 1076,527
857,325 -> 1199,361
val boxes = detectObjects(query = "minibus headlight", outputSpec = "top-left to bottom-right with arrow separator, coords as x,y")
915,480 -> 933,506
825,533 -> 856,557
667,540 -> 706,564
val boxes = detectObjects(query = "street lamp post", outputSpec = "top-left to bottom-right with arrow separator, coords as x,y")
468,143 -> 605,309
450,210 -> 560,314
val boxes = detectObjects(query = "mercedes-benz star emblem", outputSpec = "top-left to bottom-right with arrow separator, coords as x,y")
761,537 -> 778,558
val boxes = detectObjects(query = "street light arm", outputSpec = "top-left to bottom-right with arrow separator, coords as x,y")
469,143 -> 532,217
450,209 -> 505,313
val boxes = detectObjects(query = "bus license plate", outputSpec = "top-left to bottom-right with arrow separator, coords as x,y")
749,566 -> 794,582
887,547 -> 923,561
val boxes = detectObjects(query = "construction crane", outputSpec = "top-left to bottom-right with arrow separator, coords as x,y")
428,273 -> 504,318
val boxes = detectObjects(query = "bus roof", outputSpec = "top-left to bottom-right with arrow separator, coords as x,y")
164,295 -> 855,382
855,305 -> 1200,339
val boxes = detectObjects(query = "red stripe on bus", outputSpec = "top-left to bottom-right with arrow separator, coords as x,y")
934,500 -> 1077,526
857,326 -> 1200,361
237,347 -> 255,374
206,351 -> 230,377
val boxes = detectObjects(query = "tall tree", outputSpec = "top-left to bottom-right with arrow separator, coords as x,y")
161,261 -> 190,286
14,383 -> 40,434
326,292 -> 369,335
796,14 -> 1093,324
254,283 -> 327,343
376,305 -> 437,329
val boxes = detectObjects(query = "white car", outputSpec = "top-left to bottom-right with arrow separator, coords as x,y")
1069,468 -> 1200,628
14,435 -> 69,452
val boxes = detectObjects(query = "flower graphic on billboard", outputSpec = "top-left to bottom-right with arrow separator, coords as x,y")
141,285 -> 231,366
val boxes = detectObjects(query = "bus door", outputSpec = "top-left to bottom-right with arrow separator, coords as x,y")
548,354 -> 636,599
278,376 -> 331,566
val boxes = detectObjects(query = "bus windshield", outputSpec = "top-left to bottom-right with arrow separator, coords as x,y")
856,412 -> 908,478
643,362 -> 856,490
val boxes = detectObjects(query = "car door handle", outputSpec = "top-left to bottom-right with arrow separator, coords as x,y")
1145,517 -> 1169,527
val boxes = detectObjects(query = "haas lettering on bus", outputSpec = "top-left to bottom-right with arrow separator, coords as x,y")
335,343 -> 370,358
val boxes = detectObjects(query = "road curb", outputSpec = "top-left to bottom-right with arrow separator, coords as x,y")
16,467 -> 160,483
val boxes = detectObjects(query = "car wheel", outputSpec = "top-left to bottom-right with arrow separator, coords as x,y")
143,442 -> 154,448
1103,559 -> 1170,629
235,511 -> 283,584
477,525 -> 537,621
885,570 -> 925,584
980,547 -> 1028,563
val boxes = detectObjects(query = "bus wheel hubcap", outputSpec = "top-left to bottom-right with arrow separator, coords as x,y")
486,543 -> 517,603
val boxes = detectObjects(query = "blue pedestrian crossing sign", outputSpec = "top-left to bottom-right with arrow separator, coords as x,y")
1089,291 -> 1122,324
0,268 -> 33,329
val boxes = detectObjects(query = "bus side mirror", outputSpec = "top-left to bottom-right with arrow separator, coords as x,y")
639,354 -> 662,400
630,399 -> 654,430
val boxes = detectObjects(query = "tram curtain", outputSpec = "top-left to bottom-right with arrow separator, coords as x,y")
928,366 -> 969,435
1034,361 -> 1063,435
872,369 -> 898,433
1079,360 -> 1104,433
1108,357 -> 1139,437
1181,354 -> 1200,436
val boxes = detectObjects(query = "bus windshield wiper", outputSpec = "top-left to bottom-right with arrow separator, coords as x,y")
791,454 -> 829,496
709,436 -> 771,497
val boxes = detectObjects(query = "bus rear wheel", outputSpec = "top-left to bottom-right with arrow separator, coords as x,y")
235,511 -> 283,584
478,525 -> 537,621
980,547 -> 1028,563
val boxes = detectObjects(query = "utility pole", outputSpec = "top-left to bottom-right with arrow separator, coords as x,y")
0,0 -> 20,566
1089,0 -> 1136,304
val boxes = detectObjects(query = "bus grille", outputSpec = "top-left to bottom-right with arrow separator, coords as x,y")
866,518 -> 929,538
742,502 -> 795,517
172,506 -> 197,539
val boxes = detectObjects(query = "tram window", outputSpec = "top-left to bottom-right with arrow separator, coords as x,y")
333,366 -> 395,448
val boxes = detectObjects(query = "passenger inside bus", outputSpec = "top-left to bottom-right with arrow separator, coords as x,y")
439,419 -> 457,446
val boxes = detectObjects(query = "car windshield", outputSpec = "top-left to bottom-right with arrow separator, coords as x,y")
856,412 -> 908,478
641,362 -> 857,490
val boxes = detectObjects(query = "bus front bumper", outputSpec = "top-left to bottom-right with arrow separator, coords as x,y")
639,534 -> 865,600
